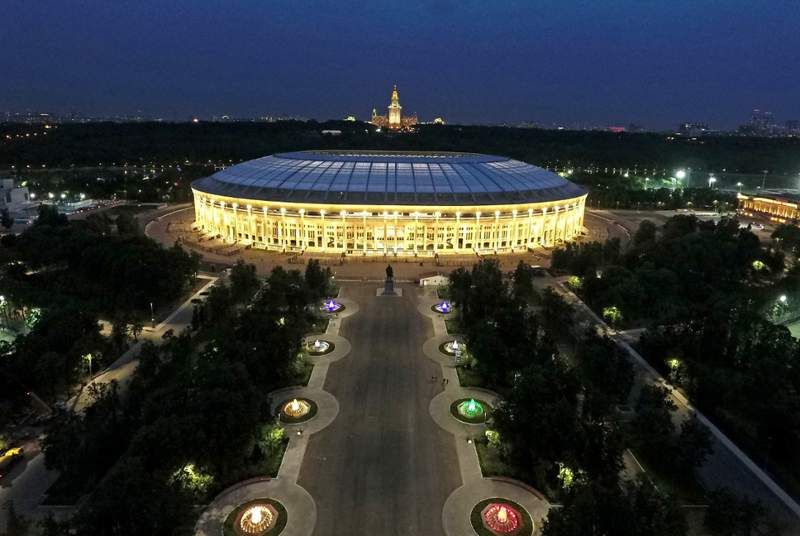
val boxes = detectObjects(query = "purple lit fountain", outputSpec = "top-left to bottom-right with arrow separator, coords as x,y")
321,299 -> 343,313
433,300 -> 452,314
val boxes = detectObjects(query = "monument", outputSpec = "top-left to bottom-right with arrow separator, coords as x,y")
383,264 -> 395,295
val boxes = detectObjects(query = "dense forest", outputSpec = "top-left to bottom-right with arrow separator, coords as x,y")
2,121 -> 800,176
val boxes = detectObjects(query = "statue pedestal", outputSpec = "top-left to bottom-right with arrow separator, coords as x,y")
377,278 -> 402,297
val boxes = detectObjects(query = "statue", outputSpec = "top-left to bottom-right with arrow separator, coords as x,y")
383,264 -> 395,295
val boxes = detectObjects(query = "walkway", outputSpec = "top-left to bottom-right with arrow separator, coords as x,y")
298,284 -> 460,535
418,290 -> 551,535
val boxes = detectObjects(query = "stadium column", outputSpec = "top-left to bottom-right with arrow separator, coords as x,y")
394,211 -> 399,253
320,210 -> 327,252
299,209 -> 306,249
414,212 -> 420,254
511,209 -> 517,250
474,212 -> 481,252
434,211 -> 440,252
541,207 -> 548,246
280,207 -> 287,251
383,212 -> 389,254
362,211 -> 367,253
340,210 -> 346,251
456,212 -> 462,251
492,210 -> 500,253
527,208 -> 534,249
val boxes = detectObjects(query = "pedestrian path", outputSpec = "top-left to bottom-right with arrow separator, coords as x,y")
416,288 -> 550,535
195,292 -> 357,536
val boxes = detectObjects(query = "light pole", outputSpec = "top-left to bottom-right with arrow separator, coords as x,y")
737,182 -> 743,193
150,302 -> 155,328
708,176 -> 717,188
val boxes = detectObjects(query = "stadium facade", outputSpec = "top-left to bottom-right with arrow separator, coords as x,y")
190,150 -> 587,256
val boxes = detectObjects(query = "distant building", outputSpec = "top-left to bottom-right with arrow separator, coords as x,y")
0,178 -> 36,217
678,122 -> 709,136
738,192 -> 800,223
370,85 -> 418,130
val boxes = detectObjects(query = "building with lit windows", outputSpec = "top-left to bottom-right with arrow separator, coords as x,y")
190,150 -> 587,256
370,85 -> 418,130
738,192 -> 800,223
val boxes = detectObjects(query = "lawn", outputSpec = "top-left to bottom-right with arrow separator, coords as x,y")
444,317 -> 462,334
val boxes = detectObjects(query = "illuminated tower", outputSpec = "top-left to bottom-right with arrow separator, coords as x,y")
387,84 -> 402,128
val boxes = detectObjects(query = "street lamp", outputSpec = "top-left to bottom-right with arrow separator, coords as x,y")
675,169 -> 687,180
779,294 -> 787,304
708,176 -> 717,188
737,182 -> 743,192
150,302 -> 155,327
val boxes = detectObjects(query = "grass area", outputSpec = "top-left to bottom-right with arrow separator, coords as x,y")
470,497 -> 533,536
223,498 -> 287,536
277,398 -> 319,424
308,317 -> 329,334
444,317 -> 462,334
475,440 -> 516,480
213,439 -> 288,500
456,366 -> 489,390
437,285 -> 450,300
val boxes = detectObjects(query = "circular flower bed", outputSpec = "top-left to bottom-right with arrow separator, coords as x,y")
277,398 -> 318,424
306,339 -> 335,356
224,498 -> 287,536
450,398 -> 492,424
470,498 -> 532,536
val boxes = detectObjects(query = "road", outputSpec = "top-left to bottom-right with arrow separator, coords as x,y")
0,274 -> 217,530
298,284 -> 461,536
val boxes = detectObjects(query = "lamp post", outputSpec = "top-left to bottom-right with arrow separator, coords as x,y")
708,176 -> 717,188
150,302 -> 155,328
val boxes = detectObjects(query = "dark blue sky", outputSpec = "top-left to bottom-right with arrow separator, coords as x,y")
2,0 -> 798,129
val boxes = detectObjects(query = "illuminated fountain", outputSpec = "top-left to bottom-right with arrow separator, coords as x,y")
321,299 -> 343,313
307,338 -> 332,355
458,398 -> 485,420
282,398 -> 311,419
433,300 -> 452,314
481,502 -> 522,535
236,503 -> 277,535
443,339 -> 464,355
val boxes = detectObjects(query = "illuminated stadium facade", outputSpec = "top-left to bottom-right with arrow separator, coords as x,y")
190,150 -> 587,256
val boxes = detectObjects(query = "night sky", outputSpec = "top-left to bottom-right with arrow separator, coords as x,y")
2,0 -> 798,129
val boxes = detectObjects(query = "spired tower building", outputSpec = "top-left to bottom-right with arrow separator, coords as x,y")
371,85 -> 418,130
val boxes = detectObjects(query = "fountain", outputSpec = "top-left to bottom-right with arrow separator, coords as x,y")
322,299 -> 343,313
308,338 -> 332,355
443,339 -> 464,355
481,502 -> 522,535
459,398 -> 484,419
433,300 -> 452,314
282,398 -> 311,419
237,503 -> 277,534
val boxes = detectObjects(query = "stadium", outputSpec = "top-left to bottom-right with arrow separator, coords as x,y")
190,150 -> 587,256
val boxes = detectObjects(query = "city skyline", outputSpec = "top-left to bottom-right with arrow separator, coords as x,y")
2,1 -> 799,129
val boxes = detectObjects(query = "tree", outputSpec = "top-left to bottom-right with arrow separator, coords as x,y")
771,223 -> 800,253
229,260 -> 259,303
704,489 -> 779,536
0,208 -> 13,230
305,259 -> 331,300
542,478 -> 687,536
632,385 -> 676,452
3,499 -> 29,536
633,219 -> 657,248
576,333 -> 633,420
676,415 -> 713,469
539,287 -> 573,336
512,260 -> 535,302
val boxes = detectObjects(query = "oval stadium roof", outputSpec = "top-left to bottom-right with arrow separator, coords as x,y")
191,150 -> 586,206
